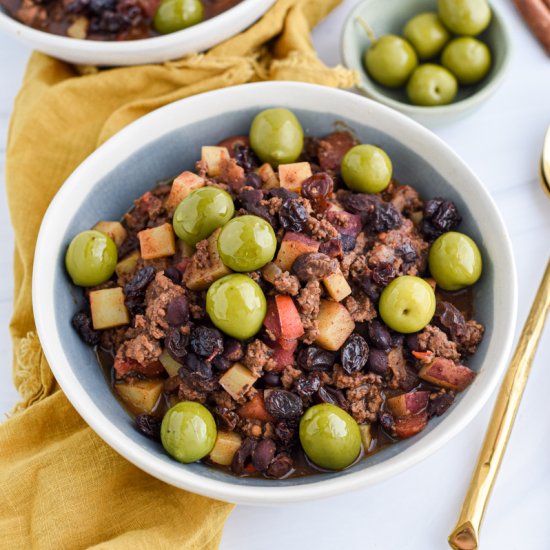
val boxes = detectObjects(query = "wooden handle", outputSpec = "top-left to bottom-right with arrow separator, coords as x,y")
449,259 -> 550,550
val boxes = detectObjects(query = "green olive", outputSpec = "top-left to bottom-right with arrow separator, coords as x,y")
153,0 -> 203,34
364,34 -> 418,88
161,401 -> 217,463
249,108 -> 304,166
438,0 -> 491,36
206,274 -> 267,339
341,144 -> 393,194
173,187 -> 234,246
379,276 -> 436,333
299,404 -> 361,470
428,231 -> 482,291
441,37 -> 492,85
403,12 -> 450,60
65,230 -> 117,287
217,215 -> 277,272
406,64 -> 458,106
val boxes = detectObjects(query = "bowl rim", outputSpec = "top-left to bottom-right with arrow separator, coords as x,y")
340,0 -> 512,116
33,81 -> 518,505
0,0 -> 275,65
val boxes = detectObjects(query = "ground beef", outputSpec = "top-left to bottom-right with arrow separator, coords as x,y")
332,364 -> 381,390
244,340 -> 275,377
389,184 -> 424,214
124,191 -> 164,231
259,196 -> 284,217
418,325 -> 461,362
347,384 -> 383,424
144,272 -> 185,339
99,326 -> 128,353
219,157 -> 246,191
178,380 -> 207,403
460,320 -> 485,354
116,333 -> 162,369
317,131 -> 358,172
387,347 -> 407,390
305,216 -> 339,240
281,365 -> 303,389
296,280 -> 322,344
271,271 -> 300,295
344,292 -> 377,323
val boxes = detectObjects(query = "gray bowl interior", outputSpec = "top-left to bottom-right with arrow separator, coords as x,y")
57,108 -> 492,487
345,0 -> 509,106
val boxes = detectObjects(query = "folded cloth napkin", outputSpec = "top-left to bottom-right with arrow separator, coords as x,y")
0,1 -> 357,547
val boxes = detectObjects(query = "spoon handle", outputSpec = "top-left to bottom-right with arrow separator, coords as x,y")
449,258 -> 550,550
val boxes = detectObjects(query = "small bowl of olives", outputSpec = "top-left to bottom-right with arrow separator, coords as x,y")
341,0 -> 512,126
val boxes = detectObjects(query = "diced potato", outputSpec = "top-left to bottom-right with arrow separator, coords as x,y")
323,271 -> 352,302
278,162 -> 312,193
116,379 -> 163,415
177,239 -> 195,258
209,431 -> 242,466
257,163 -> 279,189
201,146 -> 230,177
138,223 -> 176,260
386,391 -> 430,417
314,300 -> 355,351
219,363 -> 258,401
274,232 -> 320,271
93,221 -> 128,248
184,228 -> 232,291
159,349 -> 182,377
90,287 -> 130,330
419,358 -> 476,391
359,424 -> 372,452
115,250 -> 140,279
166,171 -> 205,210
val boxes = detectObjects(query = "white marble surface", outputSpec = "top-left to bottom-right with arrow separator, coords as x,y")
1,0 -> 549,548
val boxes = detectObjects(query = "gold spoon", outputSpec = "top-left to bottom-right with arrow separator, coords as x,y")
448,126 -> 550,550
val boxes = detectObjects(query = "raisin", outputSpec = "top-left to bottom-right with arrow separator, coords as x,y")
72,311 -> 100,346
275,421 -> 296,445
367,320 -> 392,351
268,188 -> 299,201
428,391 -> 455,418
265,389 -> 303,419
265,453 -> 294,479
124,267 -> 155,297
135,414 -> 161,441
367,349 -> 389,376
292,252 -> 338,282
234,145 -> 260,173
397,243 -> 417,272
297,346 -> 336,371
179,354 -> 219,392
341,334 -> 369,374
434,301 -> 467,342
164,266 -> 182,285
372,261 -> 396,286
124,294 -> 145,316
340,234 -> 357,252
340,192 -> 378,215
361,275 -> 381,302
164,327 -> 188,362
166,295 -> 189,326
314,386 -> 348,409
301,173 -> 333,211
319,238 -> 344,259
214,407 -> 239,431
252,439 -> 276,471
245,173 -> 262,189
293,373 -> 322,399
189,326 -> 224,361
223,338 -> 244,362
366,202 -> 402,233
421,199 -> 462,239
379,411 -> 395,435
231,437 -> 257,475
212,355 -> 232,372
279,198 -> 308,232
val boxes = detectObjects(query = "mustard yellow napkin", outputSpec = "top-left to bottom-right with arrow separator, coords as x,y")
0,1 -> 357,547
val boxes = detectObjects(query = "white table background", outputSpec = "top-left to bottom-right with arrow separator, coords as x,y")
1,1 -> 549,548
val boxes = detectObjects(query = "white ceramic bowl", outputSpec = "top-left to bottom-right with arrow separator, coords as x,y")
0,0 -> 275,66
33,82 -> 517,505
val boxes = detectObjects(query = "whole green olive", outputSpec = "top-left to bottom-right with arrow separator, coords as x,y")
299,404 -> 361,470
438,0 -> 491,36
403,12 -> 450,60
428,231 -> 482,290
441,37 -> 492,85
341,144 -> 393,194
379,276 -> 436,333
206,273 -> 267,340
406,64 -> 458,106
249,108 -> 304,166
217,215 -> 277,272
364,34 -> 418,88
65,230 -> 117,287
173,187 -> 234,246
161,401 -> 217,463
153,0 -> 203,34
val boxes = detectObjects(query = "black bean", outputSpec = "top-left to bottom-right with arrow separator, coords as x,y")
72,311 -> 100,346
367,320 -> 392,351
404,333 -> 420,351
340,192 -> 378,215
366,348 -> 389,376
340,234 -> 357,252
189,326 -> 224,360
428,391 -> 455,418
135,414 -> 161,441
245,173 -> 262,189
252,439 -> 276,471
164,266 -> 182,285
212,355 -> 232,372
361,276 -> 381,302
262,372 -> 281,387
239,187 -> 263,206
292,252 -> 339,282
314,386 -> 348,410
166,295 -> 189,326
297,346 -> 336,371
231,437 -> 257,475
164,327 -> 188,362
341,334 -> 369,374
223,338 -> 244,362
265,390 -> 303,419
265,453 -> 294,479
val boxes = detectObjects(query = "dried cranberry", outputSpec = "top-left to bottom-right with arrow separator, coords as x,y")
189,326 -> 224,360
245,173 -> 262,189
422,199 -> 462,239
366,202 -> 402,233
265,453 -> 294,479
118,235 -> 139,259
292,252 -> 338,282
252,439 -> 276,471
367,320 -> 392,351
124,267 -> 155,297
319,238 -> 344,259
301,173 -> 333,211
262,372 -> 281,387
279,198 -> 308,232
223,338 -> 244,361
234,145 -> 260,172
367,349 -> 389,376
294,373 -> 322,399
340,234 -> 357,252
164,266 -> 182,285
341,334 -> 369,374
164,327 -> 188,361
166,295 -> 189,326
72,311 -> 100,346
297,346 -> 336,371
372,261 -> 396,286
135,414 -> 161,441
433,301 -> 466,342
231,437 -> 257,475
265,389 -> 303,419
314,386 -> 348,409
